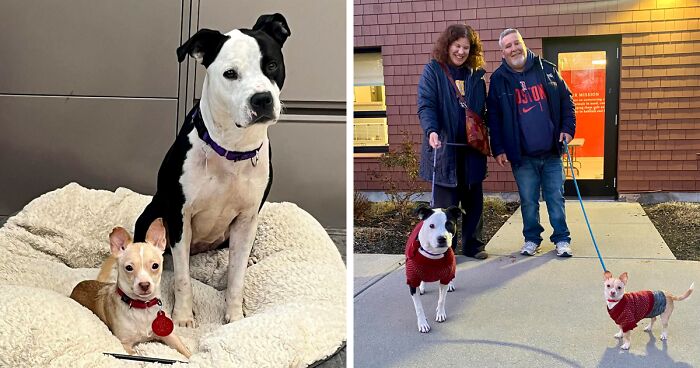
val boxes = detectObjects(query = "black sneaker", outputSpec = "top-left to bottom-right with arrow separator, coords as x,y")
466,251 -> 488,260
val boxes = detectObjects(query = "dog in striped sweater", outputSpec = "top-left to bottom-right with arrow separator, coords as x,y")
604,271 -> 694,350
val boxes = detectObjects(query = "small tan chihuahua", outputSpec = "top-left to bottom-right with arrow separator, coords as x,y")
70,218 -> 191,358
604,271 -> 694,350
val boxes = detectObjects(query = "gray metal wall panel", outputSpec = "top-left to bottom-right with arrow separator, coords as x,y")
267,120 -> 346,228
0,96 -> 176,215
194,0 -> 346,103
0,0 -> 181,97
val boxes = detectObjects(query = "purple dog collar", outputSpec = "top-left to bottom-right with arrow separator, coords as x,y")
201,131 -> 263,162
192,107 -> 263,162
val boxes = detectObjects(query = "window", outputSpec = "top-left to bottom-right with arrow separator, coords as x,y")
558,51 -> 606,180
354,50 -> 388,154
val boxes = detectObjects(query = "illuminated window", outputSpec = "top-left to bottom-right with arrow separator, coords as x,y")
354,50 -> 388,153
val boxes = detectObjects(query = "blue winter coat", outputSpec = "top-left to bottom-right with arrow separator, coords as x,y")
417,60 -> 487,187
487,51 -> 576,165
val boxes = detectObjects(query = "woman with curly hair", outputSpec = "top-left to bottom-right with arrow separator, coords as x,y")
417,24 -> 489,260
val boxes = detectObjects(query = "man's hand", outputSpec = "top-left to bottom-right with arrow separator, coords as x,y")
559,132 -> 572,144
495,153 -> 509,167
429,132 -> 442,149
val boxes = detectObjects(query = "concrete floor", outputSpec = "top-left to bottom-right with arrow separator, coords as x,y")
326,228 -> 347,264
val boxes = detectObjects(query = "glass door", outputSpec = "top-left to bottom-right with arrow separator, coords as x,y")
544,36 -> 620,197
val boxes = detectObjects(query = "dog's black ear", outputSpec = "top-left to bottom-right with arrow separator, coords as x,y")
414,204 -> 434,221
252,13 -> 291,46
445,206 -> 465,222
177,29 -> 230,67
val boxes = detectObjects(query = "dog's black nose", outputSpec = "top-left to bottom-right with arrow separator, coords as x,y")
437,236 -> 447,244
138,282 -> 151,292
250,91 -> 274,118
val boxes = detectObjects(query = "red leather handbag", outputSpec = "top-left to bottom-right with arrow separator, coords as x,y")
439,63 -> 491,156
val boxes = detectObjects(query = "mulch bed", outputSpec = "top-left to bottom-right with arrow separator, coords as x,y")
354,198 -> 520,255
355,199 -> 700,260
641,202 -> 700,261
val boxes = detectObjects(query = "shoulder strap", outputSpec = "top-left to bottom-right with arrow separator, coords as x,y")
437,62 -> 467,105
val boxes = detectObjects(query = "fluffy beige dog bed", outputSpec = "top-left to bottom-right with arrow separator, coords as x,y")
0,183 -> 346,367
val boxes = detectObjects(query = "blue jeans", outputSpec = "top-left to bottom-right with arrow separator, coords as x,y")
511,154 -> 571,245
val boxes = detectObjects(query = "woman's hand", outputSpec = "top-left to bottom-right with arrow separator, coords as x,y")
495,153 -> 509,167
559,132 -> 572,144
429,132 -> 442,149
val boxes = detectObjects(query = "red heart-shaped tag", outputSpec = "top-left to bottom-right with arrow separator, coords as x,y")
152,310 -> 174,337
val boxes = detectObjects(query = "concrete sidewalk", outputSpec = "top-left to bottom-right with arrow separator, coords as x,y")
354,202 -> 700,368
487,201 -> 675,259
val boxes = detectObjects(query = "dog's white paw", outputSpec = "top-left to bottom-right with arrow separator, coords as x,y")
225,309 -> 245,324
419,282 -> 425,295
661,332 -> 668,340
614,331 -> 623,339
644,324 -> 653,332
435,309 -> 447,323
620,342 -> 630,350
122,343 -> 136,355
447,281 -> 455,292
417,318 -> 431,333
172,310 -> 195,328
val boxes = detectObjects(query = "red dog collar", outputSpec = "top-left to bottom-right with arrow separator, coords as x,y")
116,287 -> 161,309
607,299 -> 620,303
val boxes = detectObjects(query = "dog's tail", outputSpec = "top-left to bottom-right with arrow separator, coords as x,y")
96,255 -> 117,283
670,282 -> 694,302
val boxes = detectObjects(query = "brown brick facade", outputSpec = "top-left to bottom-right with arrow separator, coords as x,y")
354,0 -> 700,194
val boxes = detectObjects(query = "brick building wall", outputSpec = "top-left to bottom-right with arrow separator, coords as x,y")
353,0 -> 700,194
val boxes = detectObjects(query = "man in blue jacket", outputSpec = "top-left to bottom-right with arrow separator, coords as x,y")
487,28 -> 576,257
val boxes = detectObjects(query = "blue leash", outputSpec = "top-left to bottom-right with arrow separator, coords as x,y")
564,141 -> 607,271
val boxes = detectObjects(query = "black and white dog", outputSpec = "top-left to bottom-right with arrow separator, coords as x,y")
405,205 -> 462,332
134,13 -> 290,327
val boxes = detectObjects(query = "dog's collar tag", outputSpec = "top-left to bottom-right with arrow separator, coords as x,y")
152,302 -> 174,337
251,151 -> 259,167
202,146 -> 209,176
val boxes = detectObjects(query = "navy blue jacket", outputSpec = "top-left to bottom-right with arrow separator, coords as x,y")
417,60 -> 487,187
487,51 -> 576,165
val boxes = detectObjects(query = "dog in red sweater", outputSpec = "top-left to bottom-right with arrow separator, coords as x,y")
604,271 -> 694,350
406,205 -> 463,333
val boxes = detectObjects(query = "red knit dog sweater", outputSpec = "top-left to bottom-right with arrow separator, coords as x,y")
607,290 -> 659,332
405,221 -> 456,288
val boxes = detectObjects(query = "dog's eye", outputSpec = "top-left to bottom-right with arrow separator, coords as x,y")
429,224 -> 435,229
617,286 -> 621,290
606,284 -> 610,288
223,69 -> 238,80
152,263 -> 159,270
125,265 -> 133,272
266,61 -> 278,71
